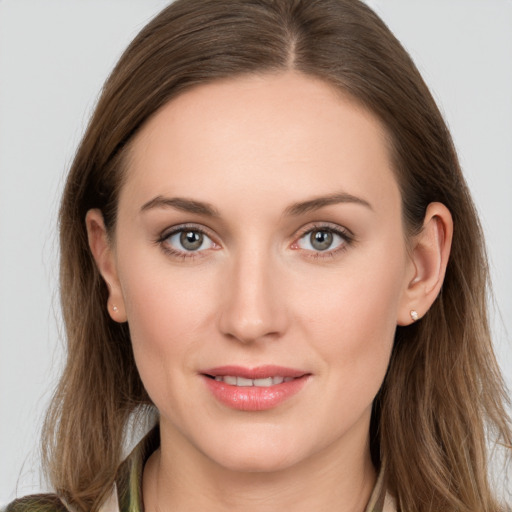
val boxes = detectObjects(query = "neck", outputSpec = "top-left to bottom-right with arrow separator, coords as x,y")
143,421 -> 377,512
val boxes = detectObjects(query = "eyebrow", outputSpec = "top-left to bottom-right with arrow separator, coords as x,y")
140,196 -> 220,217
284,192 -> 373,216
140,191 -> 372,218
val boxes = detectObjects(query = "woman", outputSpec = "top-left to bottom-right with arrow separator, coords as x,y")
6,0 -> 511,511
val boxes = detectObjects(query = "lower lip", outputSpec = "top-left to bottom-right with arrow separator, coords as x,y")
202,375 -> 309,411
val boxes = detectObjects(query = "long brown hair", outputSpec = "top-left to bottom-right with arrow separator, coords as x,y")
44,1 -> 512,510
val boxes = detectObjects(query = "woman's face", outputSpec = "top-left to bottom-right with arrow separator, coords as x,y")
108,72 -> 415,472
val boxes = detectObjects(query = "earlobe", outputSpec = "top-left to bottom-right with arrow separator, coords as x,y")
397,202 -> 453,326
85,209 -> 127,323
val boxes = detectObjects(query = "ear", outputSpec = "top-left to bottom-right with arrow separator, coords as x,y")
85,209 -> 127,323
397,202 -> 453,326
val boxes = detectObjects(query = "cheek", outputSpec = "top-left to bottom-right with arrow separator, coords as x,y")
296,242 -> 407,397
118,255 -> 218,394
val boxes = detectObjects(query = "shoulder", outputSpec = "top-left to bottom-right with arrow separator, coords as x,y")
3,494 -> 69,512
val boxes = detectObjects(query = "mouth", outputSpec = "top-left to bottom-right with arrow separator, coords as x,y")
204,375 -> 296,387
200,365 -> 310,411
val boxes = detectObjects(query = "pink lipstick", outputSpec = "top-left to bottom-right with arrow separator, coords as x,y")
201,365 -> 310,411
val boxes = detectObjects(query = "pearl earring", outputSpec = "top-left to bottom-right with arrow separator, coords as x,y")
410,310 -> 419,322
112,305 -> 119,313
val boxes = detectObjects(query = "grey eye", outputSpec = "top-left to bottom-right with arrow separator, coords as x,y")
165,229 -> 215,253
180,231 -> 204,251
309,231 -> 333,251
296,228 -> 346,253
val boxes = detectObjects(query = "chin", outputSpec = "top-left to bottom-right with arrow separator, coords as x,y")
199,429 -> 303,474
213,448 -> 298,474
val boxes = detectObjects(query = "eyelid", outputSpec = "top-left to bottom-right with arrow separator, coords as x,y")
294,221 -> 354,239
291,222 -> 355,256
156,223 -> 220,258
159,223 -> 216,242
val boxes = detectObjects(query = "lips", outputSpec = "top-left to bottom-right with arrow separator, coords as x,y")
201,365 -> 310,411
203,365 -> 306,379
211,375 -> 294,386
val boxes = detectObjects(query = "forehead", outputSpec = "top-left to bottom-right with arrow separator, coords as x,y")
121,71 -> 400,218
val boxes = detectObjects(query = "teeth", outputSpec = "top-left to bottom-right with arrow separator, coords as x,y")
237,377 -> 253,386
253,377 -> 273,387
223,375 -> 237,385
213,376 -> 294,387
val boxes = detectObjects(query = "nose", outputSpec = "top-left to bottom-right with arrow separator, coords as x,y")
218,247 -> 289,344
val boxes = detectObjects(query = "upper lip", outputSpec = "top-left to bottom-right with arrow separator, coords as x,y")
201,365 -> 308,379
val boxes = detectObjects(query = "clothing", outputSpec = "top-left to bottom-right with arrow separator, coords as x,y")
4,426 -> 395,512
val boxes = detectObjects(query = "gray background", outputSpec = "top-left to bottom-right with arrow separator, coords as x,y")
1,0 -> 511,505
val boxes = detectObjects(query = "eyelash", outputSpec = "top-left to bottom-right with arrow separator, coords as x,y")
156,224 -> 218,260
156,223 -> 355,261
292,223 -> 355,260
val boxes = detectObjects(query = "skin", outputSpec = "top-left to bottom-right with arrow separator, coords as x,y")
87,71 -> 452,512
